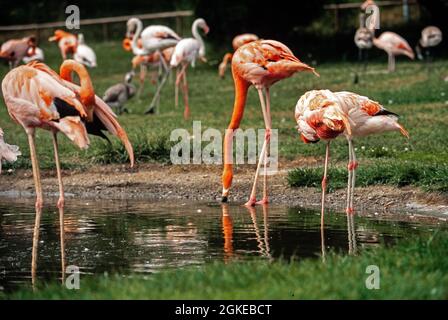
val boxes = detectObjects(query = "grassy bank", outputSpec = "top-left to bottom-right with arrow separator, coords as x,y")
0,41 -> 447,192
4,230 -> 448,299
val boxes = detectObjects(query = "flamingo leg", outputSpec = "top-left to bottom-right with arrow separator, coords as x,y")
321,141 -> 330,222
137,64 -> 147,99
52,132 -> 65,208
27,131 -> 43,208
144,65 -> 170,115
182,69 -> 190,119
245,88 -> 271,206
388,53 -> 395,72
347,211 -> 357,255
175,67 -> 179,108
58,205 -> 66,283
349,140 -> 357,213
346,139 -> 357,215
31,205 -> 42,289
257,88 -> 272,205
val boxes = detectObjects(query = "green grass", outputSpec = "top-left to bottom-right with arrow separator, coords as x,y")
0,41 -> 447,193
4,230 -> 448,299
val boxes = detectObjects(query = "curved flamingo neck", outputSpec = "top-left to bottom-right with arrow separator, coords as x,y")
131,19 -> 146,55
60,60 -> 95,106
229,73 -> 250,128
192,20 -> 205,52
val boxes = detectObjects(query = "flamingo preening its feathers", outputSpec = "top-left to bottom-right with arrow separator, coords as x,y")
0,36 -> 37,69
415,26 -> 443,61
295,89 -> 409,221
1,60 -> 134,209
221,39 -> 319,206
49,30 -> 78,60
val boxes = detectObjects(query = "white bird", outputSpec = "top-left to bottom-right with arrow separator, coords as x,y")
170,18 -> 209,119
0,128 -> 21,174
74,34 -> 97,68
415,26 -> 443,61
22,47 -> 45,64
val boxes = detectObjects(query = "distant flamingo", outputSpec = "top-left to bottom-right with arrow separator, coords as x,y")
22,47 -> 45,64
49,30 -> 78,60
1,60 -> 134,209
373,32 -> 414,72
415,26 -> 443,61
219,33 -> 259,78
0,36 -> 37,68
170,18 -> 209,119
353,12 -> 373,84
221,40 -> 318,206
74,33 -> 97,68
125,18 -> 181,113
0,128 -> 21,173
294,89 -> 409,218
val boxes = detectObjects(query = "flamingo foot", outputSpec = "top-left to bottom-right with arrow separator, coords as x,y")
256,197 -> 269,205
346,207 -> 355,215
244,197 -> 257,207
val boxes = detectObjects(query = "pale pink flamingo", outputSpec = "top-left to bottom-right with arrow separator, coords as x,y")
1,60 -> 134,210
0,127 -> 21,173
0,36 -> 37,68
219,33 -> 259,78
125,18 -> 181,113
373,32 -> 414,72
415,26 -> 443,61
170,18 -> 210,119
73,34 -> 97,68
294,89 -> 409,219
49,30 -> 78,60
221,40 -> 319,206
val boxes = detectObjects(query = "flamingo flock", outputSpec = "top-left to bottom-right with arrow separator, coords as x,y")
0,7 -> 445,283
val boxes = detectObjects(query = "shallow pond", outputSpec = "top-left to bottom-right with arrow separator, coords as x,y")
0,199 -> 440,292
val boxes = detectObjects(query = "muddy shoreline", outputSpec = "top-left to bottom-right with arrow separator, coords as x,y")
0,163 -> 447,222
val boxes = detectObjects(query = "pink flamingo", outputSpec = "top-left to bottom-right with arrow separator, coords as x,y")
49,30 -> 78,60
170,18 -> 210,119
221,40 -> 319,206
0,36 -> 37,68
295,89 -> 409,219
1,60 -> 134,209
219,33 -> 259,78
373,32 -> 414,72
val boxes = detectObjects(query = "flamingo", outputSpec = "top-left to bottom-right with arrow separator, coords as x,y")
415,26 -> 443,61
353,12 -> 373,84
49,29 -> 78,60
0,36 -> 37,69
373,32 -> 414,72
0,128 -> 21,173
170,18 -> 210,119
219,33 -> 259,79
125,18 -> 181,114
1,59 -> 134,210
221,40 -> 319,206
22,47 -> 45,64
74,33 -> 97,68
294,89 -> 409,219
103,71 -> 136,114
131,48 -> 174,99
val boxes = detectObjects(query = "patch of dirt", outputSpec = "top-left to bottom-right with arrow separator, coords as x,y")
0,162 -> 447,222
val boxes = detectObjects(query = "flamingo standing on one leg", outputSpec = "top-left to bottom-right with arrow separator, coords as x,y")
0,36 -> 37,69
294,89 -> 409,219
2,60 -> 134,209
170,18 -> 210,119
219,33 -> 259,78
125,18 -> 181,114
49,30 -> 78,60
0,128 -> 21,173
221,40 -> 319,206
373,32 -> 414,72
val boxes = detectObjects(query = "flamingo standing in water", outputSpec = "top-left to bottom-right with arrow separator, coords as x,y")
294,89 -> 409,218
0,128 -> 21,173
221,40 -> 319,206
125,18 -> 181,114
373,32 -> 414,72
219,33 -> 259,78
170,18 -> 210,119
0,36 -> 37,68
49,30 -> 78,60
1,60 -> 134,209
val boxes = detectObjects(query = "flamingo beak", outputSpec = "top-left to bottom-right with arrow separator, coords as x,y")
204,25 -> 210,35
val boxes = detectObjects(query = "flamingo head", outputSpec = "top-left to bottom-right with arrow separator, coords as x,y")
196,18 -> 209,35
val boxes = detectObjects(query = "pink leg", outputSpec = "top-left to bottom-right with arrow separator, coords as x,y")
175,67 -> 179,108
52,132 -> 65,208
346,139 -> 358,215
182,70 -> 190,119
